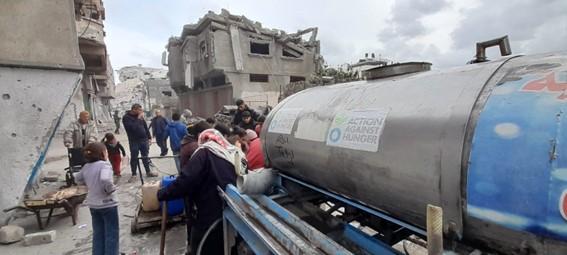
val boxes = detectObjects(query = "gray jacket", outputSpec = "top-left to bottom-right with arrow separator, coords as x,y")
74,160 -> 118,209
63,120 -> 98,148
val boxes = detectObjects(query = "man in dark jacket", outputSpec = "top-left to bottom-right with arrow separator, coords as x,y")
158,129 -> 245,255
232,99 -> 259,126
149,110 -> 169,156
179,120 -> 210,169
176,120 -> 210,252
122,104 -> 158,182
238,111 -> 257,130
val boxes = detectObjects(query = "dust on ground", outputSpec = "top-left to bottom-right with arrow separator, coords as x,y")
2,127 -> 188,255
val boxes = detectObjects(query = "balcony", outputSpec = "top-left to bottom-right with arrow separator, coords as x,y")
76,18 -> 105,45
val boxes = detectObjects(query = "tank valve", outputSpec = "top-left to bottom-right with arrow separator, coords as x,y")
469,35 -> 512,64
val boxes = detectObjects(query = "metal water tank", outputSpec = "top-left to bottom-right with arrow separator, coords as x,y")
262,52 -> 567,254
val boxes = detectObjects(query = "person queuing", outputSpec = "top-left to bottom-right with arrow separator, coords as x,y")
176,120 -> 210,252
122,104 -> 158,182
213,123 -> 231,139
244,129 -> 265,171
238,111 -> 256,130
113,110 -> 121,134
157,129 -> 247,255
164,113 -> 187,172
64,111 -> 98,149
149,110 -> 169,156
255,115 -> 266,136
205,117 -> 216,126
74,142 -> 119,255
232,99 -> 259,126
180,120 -> 211,169
229,127 -> 248,153
101,133 -> 126,177
181,109 -> 199,125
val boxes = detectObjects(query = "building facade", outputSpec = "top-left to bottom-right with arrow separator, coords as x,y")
0,0 -> 85,223
165,9 -> 322,117
74,0 -> 115,122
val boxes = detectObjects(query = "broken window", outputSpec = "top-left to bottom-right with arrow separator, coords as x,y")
193,79 -> 204,89
210,74 -> 227,87
282,48 -> 303,58
200,41 -> 208,59
250,74 -> 269,83
250,42 -> 270,55
290,76 -> 305,82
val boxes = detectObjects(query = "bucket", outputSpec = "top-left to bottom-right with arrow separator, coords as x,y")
160,176 -> 185,216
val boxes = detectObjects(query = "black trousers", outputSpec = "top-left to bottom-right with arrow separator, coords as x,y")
190,221 -> 223,255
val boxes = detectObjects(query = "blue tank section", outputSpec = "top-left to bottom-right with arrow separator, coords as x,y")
467,67 -> 567,240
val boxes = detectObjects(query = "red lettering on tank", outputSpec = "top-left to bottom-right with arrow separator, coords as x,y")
522,72 -> 567,100
560,190 -> 567,221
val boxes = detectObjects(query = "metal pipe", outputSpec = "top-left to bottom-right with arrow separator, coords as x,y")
473,35 -> 511,63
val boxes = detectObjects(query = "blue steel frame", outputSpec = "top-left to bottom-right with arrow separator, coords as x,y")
280,173 -> 427,237
221,173 -> 408,254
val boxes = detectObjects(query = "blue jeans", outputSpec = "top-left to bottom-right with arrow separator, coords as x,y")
90,206 -> 119,255
173,150 -> 181,174
129,141 -> 150,175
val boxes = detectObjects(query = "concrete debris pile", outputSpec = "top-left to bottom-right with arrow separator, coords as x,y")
113,66 -> 168,113
118,66 -> 167,83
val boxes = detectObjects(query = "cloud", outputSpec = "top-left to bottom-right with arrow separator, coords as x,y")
452,0 -> 566,50
386,0 -> 449,38
103,0 -> 567,70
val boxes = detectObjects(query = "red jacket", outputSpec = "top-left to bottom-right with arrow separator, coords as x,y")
246,138 -> 265,170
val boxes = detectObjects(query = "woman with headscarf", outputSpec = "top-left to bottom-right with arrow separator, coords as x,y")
157,129 -> 246,255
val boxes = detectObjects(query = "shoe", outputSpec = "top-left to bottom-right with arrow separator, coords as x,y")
146,172 -> 158,177
128,175 -> 138,183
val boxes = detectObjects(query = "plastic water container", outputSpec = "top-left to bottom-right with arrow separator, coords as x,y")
160,176 -> 185,216
141,181 -> 160,212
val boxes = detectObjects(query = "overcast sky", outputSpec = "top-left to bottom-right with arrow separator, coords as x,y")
104,0 -> 567,70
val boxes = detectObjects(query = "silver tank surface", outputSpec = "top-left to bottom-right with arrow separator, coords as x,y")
262,52 -> 567,253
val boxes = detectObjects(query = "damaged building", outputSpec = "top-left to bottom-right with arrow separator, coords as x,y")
72,0 -> 115,123
0,0 -> 85,223
165,9 -> 322,117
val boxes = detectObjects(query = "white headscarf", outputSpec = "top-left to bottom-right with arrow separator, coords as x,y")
195,129 -> 247,176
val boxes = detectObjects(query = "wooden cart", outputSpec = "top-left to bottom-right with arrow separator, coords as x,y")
4,186 -> 87,230
130,201 -> 184,234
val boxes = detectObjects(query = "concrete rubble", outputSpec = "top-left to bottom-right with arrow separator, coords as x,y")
0,225 -> 25,244
41,171 -> 62,183
113,66 -> 178,117
23,230 -> 56,246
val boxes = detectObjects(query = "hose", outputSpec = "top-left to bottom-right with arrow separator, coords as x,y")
196,218 -> 222,255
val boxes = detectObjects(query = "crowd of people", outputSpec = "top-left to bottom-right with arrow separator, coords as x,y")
63,99 -> 269,255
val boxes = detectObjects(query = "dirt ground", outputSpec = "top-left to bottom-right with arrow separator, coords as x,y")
1,126 -> 188,255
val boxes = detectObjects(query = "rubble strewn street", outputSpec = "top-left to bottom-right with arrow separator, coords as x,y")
2,0 -> 567,254
2,129 -> 187,255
